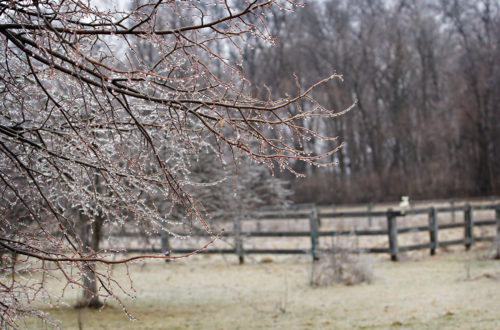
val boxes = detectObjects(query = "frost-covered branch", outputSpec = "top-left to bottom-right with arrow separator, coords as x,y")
0,0 -> 349,325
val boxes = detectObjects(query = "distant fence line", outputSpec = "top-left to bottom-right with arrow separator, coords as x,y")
112,199 -> 500,263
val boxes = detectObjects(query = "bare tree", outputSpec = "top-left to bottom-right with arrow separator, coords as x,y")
0,0 -> 350,326
247,0 -> 500,203
440,0 -> 500,195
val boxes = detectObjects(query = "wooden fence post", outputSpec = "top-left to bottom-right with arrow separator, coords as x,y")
428,207 -> 438,256
450,199 -> 456,222
368,203 -> 374,227
464,205 -> 474,250
234,217 -> 244,264
495,206 -> 500,260
161,230 -> 170,262
387,209 -> 399,261
309,206 -> 319,261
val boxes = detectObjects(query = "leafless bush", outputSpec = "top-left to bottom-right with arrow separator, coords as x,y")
310,239 -> 375,287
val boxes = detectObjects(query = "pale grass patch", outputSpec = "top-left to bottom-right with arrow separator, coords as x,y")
24,249 -> 500,329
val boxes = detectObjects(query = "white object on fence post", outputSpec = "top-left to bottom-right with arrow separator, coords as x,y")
399,196 -> 410,215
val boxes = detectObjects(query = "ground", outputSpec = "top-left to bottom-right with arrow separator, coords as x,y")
24,246 -> 500,329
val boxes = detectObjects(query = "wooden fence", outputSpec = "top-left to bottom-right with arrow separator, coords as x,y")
112,201 -> 500,263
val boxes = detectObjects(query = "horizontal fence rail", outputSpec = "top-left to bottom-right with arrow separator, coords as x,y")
105,199 -> 500,263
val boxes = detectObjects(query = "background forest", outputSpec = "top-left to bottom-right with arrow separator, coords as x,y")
1,1 -> 499,327
242,0 -> 500,204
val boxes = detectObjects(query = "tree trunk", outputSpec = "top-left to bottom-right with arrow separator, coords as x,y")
79,261 -> 102,309
76,211 -> 105,309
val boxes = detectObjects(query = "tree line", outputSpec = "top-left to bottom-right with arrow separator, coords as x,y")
243,0 -> 500,204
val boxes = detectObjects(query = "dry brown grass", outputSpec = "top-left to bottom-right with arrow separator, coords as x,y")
22,245 -> 500,329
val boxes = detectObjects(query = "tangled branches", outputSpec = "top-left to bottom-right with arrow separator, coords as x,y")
0,0 -> 351,326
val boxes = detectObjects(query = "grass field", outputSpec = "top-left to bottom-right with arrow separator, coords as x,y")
23,245 -> 500,329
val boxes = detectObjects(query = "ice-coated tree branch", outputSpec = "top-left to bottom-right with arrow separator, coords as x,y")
0,0 -> 350,325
